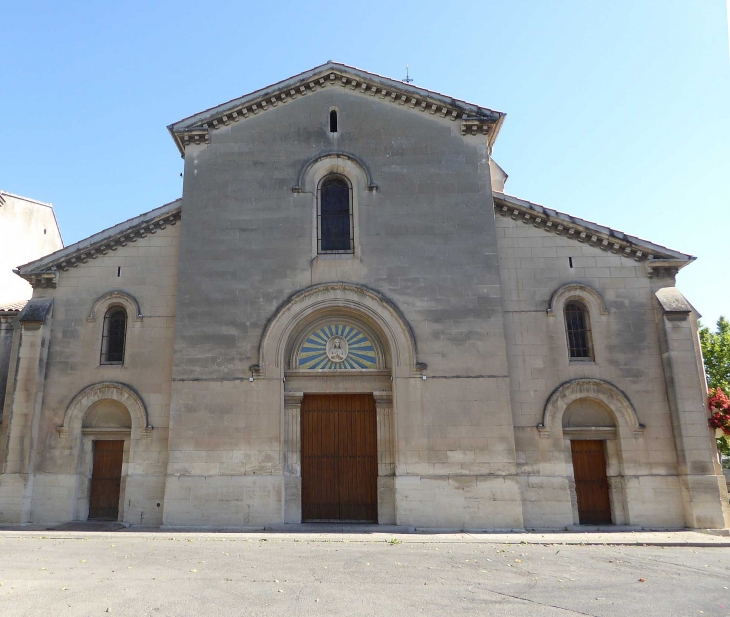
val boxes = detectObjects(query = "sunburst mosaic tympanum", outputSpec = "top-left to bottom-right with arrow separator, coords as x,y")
298,324 -> 377,370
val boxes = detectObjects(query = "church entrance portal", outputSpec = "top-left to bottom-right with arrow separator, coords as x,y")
88,440 -> 124,520
301,394 -> 378,522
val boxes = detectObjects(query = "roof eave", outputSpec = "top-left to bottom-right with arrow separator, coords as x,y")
17,198 -> 183,275
167,62 -> 505,156
493,192 -> 694,265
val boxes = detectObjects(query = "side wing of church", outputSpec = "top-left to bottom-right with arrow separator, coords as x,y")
1,63 -> 727,529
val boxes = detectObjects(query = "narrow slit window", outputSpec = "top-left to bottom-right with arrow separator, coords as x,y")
329,110 -> 338,133
565,300 -> 593,360
318,177 -> 352,252
100,307 -> 127,365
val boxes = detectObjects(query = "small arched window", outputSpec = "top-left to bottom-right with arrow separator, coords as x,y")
564,300 -> 593,360
319,176 -> 352,252
329,110 -> 338,133
100,307 -> 127,365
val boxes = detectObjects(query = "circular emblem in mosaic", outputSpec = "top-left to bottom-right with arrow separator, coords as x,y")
298,324 -> 377,370
325,336 -> 349,363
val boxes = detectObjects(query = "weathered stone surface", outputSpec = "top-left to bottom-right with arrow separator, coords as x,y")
0,64 -> 726,530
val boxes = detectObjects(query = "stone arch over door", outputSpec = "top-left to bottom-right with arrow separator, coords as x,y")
538,378 -> 644,526
58,381 -> 152,439
258,283 -> 418,524
538,378 -> 643,440
57,382 -> 152,522
257,282 -> 419,378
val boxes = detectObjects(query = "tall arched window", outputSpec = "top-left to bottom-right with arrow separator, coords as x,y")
318,176 -> 353,253
564,300 -> 593,360
100,307 -> 127,365
329,109 -> 338,133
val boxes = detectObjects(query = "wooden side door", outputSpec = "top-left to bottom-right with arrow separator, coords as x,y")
301,394 -> 377,522
88,440 -> 124,520
571,439 -> 612,525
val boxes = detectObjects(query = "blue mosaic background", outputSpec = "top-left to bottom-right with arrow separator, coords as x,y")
298,324 -> 377,370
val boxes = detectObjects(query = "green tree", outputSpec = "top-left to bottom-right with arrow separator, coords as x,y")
699,316 -> 730,391
699,317 -> 730,462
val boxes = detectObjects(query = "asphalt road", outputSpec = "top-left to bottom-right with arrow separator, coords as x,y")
0,533 -> 728,616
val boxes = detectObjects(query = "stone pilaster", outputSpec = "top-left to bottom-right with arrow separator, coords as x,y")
282,391 -> 303,524
0,298 -> 53,523
0,313 -> 19,421
373,390 -> 396,524
283,391 -> 304,476
373,391 -> 394,476
654,286 -> 730,529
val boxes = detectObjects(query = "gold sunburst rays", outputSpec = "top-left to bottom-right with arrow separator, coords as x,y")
298,324 -> 377,370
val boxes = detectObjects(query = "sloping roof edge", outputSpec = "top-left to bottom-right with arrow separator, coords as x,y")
493,192 -> 694,265
1,189 -> 65,247
0,190 -> 53,208
167,61 -> 506,156
0,299 -> 29,314
16,198 -> 182,276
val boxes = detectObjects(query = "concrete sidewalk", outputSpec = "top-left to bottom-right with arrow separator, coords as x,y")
1,529 -> 729,617
1,523 -> 729,546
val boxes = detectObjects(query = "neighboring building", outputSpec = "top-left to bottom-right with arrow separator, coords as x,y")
0,191 -> 63,304
0,192 -> 63,417
0,63 -> 727,529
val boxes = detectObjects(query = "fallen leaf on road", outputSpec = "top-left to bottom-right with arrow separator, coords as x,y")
638,578 -> 646,583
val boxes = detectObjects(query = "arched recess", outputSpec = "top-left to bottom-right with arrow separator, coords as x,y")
547,283 -> 609,317
87,291 -> 143,323
261,283 -> 413,525
538,378 -> 643,439
292,151 -> 378,193
257,282 -> 420,378
57,381 -> 152,438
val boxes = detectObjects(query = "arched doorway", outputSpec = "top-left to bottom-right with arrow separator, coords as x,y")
562,398 -> 615,525
58,382 -> 152,522
257,283 -> 419,525
540,378 -> 645,526
286,317 -> 391,523
83,399 -> 131,520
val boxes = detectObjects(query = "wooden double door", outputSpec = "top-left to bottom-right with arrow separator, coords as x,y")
301,394 -> 378,522
88,440 -> 124,520
571,440 -> 612,525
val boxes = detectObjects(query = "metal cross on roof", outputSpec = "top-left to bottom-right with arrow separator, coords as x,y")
402,64 -> 413,84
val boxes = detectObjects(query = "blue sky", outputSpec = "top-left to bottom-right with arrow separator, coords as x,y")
1,1 -> 728,327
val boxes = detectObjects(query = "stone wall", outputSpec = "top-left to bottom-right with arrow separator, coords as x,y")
166,86 -> 521,527
494,207 -> 728,528
0,223 -> 179,525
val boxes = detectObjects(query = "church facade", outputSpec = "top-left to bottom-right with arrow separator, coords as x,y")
1,63 -> 727,529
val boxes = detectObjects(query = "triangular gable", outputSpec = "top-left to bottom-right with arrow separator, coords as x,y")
167,61 -> 506,156
493,192 -> 694,277
15,199 -> 182,289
